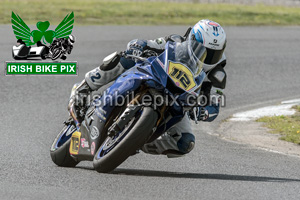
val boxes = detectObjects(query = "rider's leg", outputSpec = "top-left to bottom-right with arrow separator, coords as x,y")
85,52 -> 135,91
142,114 -> 195,158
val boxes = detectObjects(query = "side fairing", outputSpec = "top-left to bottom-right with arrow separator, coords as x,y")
93,63 -> 158,122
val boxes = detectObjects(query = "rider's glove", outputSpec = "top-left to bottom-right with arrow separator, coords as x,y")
189,107 -> 209,121
126,39 -> 148,57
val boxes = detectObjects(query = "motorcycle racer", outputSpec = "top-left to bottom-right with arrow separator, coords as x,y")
71,20 -> 227,157
50,35 -> 75,60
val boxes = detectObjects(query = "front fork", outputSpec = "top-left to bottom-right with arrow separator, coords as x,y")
68,80 -> 92,130
68,82 -> 82,130
69,102 -> 81,130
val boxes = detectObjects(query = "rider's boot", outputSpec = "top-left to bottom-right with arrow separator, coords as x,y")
142,115 -> 195,158
142,132 -> 195,158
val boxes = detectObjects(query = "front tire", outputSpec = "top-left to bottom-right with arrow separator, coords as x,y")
93,107 -> 158,173
51,48 -> 62,60
50,123 -> 79,167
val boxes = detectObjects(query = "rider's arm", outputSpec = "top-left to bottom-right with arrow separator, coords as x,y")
190,77 -> 225,122
126,38 -> 166,57
200,62 -> 227,122
146,38 -> 166,53
83,39 -> 150,91
143,34 -> 185,53
201,86 -> 222,122
83,35 -> 176,91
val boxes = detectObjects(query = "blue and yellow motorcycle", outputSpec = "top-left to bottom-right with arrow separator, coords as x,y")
50,40 -> 207,173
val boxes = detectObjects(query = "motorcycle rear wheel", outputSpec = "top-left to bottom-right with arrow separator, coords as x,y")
93,106 -> 158,173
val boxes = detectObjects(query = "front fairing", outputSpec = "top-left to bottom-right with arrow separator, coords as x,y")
161,42 -> 206,93
94,41 -> 206,121
93,61 -> 162,121
154,42 -> 206,106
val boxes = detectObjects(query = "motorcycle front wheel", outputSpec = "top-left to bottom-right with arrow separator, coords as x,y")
51,48 -> 62,60
93,106 -> 158,173
50,122 -> 79,167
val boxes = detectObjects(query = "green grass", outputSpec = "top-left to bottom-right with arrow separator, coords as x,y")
2,0 -> 300,25
257,106 -> 300,145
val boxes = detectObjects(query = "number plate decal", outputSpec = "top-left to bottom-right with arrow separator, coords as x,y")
167,61 -> 196,91
69,131 -> 81,155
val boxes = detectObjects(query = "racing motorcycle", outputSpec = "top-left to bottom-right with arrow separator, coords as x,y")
50,39 -> 207,173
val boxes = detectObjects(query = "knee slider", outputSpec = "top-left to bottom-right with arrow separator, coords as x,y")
177,133 -> 195,154
100,52 -> 121,71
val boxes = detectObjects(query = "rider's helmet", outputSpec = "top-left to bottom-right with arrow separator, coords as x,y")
68,35 -> 76,45
190,19 -> 226,66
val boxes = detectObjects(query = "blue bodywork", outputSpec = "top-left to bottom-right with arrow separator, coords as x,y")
94,42 -> 206,137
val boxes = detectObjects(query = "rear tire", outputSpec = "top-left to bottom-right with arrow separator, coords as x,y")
50,124 -> 79,167
93,107 -> 158,173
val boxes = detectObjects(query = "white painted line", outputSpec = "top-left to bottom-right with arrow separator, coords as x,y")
282,99 -> 300,104
256,147 -> 300,158
230,99 -> 300,121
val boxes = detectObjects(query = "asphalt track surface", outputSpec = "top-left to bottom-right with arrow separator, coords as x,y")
1,25 -> 300,200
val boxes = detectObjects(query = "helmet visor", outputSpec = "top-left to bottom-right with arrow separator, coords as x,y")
174,36 -> 207,76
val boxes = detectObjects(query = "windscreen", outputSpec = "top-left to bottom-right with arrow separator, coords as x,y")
173,40 -> 207,76
161,40 -> 207,93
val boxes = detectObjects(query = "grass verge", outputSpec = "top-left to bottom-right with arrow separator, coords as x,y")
2,0 -> 300,25
257,106 -> 300,145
